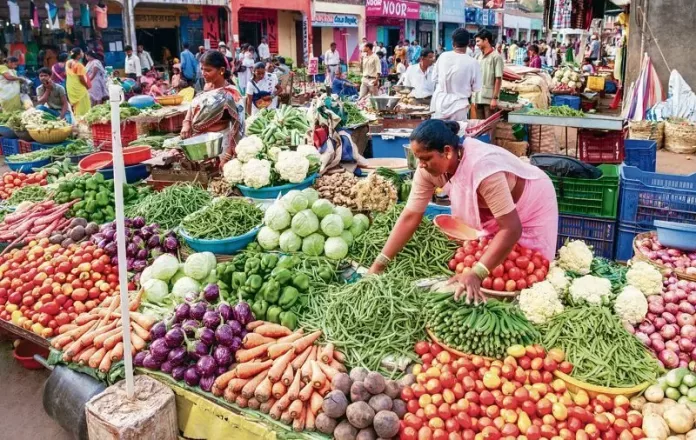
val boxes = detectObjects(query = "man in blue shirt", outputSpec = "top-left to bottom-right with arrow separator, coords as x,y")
378,52 -> 389,76
410,40 -> 422,65
179,43 -> 199,83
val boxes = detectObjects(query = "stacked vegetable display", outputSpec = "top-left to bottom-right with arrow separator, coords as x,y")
84,103 -> 140,124
35,158 -> 80,183
180,198 -> 263,240
635,232 -> 696,277
634,368 -> 696,438
0,200 -> 77,248
0,170 -> 48,200
124,183 -> 212,230
551,66 -> 584,93
5,149 -> 54,164
246,105 -> 311,147
49,218 -> 100,248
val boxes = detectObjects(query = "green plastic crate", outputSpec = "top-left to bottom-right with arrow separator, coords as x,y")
547,164 -> 619,219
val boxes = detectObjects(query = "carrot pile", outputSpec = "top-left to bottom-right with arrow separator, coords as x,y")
50,291 -> 156,373
0,200 -> 77,251
212,321 -> 347,432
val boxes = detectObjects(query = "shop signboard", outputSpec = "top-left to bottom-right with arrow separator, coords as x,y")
489,10 -> 496,26
483,0 -> 505,9
482,9 -> 489,25
366,0 -> 420,20
440,0 -> 463,23
308,58 -> 318,75
419,5 -> 437,21
475,8 -> 483,25
135,10 -> 178,29
202,6 -> 220,47
312,13 -> 359,27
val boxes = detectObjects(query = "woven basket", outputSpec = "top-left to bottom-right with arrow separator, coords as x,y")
27,126 -> 72,144
497,139 -> 528,157
664,120 -> 696,154
155,95 -> 184,106
632,231 -> 696,282
629,120 -> 664,149
529,125 -> 559,154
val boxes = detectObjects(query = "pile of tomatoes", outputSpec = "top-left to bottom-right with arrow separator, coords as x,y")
399,341 -> 645,440
448,239 -> 550,292
0,239 -> 124,337
0,170 -> 49,200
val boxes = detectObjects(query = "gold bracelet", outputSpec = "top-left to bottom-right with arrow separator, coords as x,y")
472,262 -> 490,281
376,253 -> 392,267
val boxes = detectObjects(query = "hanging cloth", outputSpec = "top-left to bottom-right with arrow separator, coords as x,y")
7,0 -> 20,25
94,4 -> 107,29
64,2 -> 74,27
30,0 -> 40,28
80,4 -> 91,28
46,2 -> 60,30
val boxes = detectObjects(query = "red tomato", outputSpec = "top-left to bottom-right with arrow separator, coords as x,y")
515,256 -> 530,269
505,280 -> 516,292
454,252 -> 466,263
463,255 -> 476,268
534,269 -> 546,281
516,279 -> 528,290
448,260 -> 457,270
402,427 -> 418,440
526,274 -> 539,286
419,426 -> 433,440
503,260 -> 515,272
463,244 -> 476,255
492,265 -> 504,278
433,428 -> 448,440
526,262 -> 535,274
492,278 -> 505,292
532,256 -> 543,269
482,277 -> 493,289
507,250 -> 519,261
415,341 -> 430,356
507,267 -> 522,281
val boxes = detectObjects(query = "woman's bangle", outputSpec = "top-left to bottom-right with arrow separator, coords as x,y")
472,262 -> 490,281
376,253 -> 392,267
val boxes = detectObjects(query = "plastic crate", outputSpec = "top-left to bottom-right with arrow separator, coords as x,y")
587,75 -> 606,91
370,134 -> 409,159
547,164 -> 620,219
1,138 -> 19,156
149,113 -> 186,133
615,222 -> 652,261
623,139 -> 657,172
578,129 -> 625,164
18,140 -> 32,154
91,121 -> 138,150
619,165 -> 696,229
557,214 -> 616,259
31,140 -> 70,152
551,95 -> 581,110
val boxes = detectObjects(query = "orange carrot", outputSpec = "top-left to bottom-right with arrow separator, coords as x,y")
319,343 -> 334,364
247,397 -> 261,410
74,313 -> 100,326
214,369 -> 238,392
254,377 -> 273,403
288,399 -> 304,419
260,398 -> 276,414
93,327 -> 122,348
128,289 -> 144,311
235,395 -> 249,408
88,347 -> 107,369
52,334 -> 74,349
291,346 -> 312,371
235,342 -> 273,363
242,370 -> 269,399
317,380 -> 331,396
58,324 -> 78,334
299,380 -> 314,401
268,348 -> 295,382
130,321 -> 150,342
282,364 -> 294,387
129,332 -> 146,351
317,361 -> 339,382
254,323 -> 292,338
227,378 -> 250,394
243,332 -> 276,349
277,331 -> 304,344
288,369 -> 303,401
310,392 -> 323,415
333,350 -> 346,364
64,339 -> 85,358
127,312 -> 156,331
62,321 -> 98,342
301,347 -> 317,380
235,359 -> 273,379
246,320 -> 265,331
268,343 -> 293,360
329,358 -> 347,373
99,350 -> 113,373
270,394 -> 291,419
280,409 -> 293,425
110,342 -> 124,361
292,406 -> 306,431
292,330 -> 322,354
104,331 -> 124,351
223,387 -> 237,403
272,381 -> 287,400
80,320 -> 118,346
305,407 -> 316,431
77,347 -> 97,365
310,360 -> 326,389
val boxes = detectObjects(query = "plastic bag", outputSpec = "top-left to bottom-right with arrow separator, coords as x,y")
530,154 -> 602,179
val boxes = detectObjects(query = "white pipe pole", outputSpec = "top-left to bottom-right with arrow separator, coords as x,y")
109,83 -> 135,399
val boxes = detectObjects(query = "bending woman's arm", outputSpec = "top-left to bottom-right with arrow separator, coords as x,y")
368,208 -> 423,274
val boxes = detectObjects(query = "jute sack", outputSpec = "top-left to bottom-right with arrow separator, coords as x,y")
629,120 -> 664,149
664,120 -> 696,154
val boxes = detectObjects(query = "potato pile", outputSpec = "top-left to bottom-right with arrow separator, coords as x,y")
317,367 -> 410,440
315,172 -> 360,209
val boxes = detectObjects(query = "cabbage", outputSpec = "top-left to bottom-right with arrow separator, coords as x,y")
202,252 -> 216,272
139,266 -> 154,286
184,253 -> 215,281
143,279 -> 169,304
302,233 -> 325,256
169,265 -> 186,285
302,188 -> 319,206
324,237 -> 349,260
258,226 -> 280,250
150,254 -> 180,281
311,199 -> 334,219
333,206 -> 353,228
340,230 -> 354,247
320,214 -> 344,237
281,190 -> 309,214
279,230 -> 302,252
171,276 -> 201,301
291,209 -> 319,238
349,213 -> 370,237
264,203 -> 291,231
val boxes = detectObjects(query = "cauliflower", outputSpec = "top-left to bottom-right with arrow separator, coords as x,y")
546,266 -> 570,294
241,158 -> 272,188
222,159 -> 244,184
614,285 -> 648,325
626,261 -> 663,296
267,146 -> 282,162
568,275 -> 612,305
236,135 -> 264,163
518,281 -> 565,325
275,150 -> 310,183
567,81 -> 576,89
557,240 -> 593,275
296,144 -> 320,159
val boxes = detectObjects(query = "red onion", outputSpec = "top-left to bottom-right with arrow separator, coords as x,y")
688,267 -> 696,275
654,317 -> 667,330
677,313 -> 695,327
661,324 -> 678,340
635,332 -> 651,347
663,312 -> 677,324
623,321 -> 636,334
653,339 -> 666,352
681,324 -> 696,339
666,303 -> 680,314
677,279 -> 690,290
688,293 -> 696,304
679,301 -> 696,314
680,360 -> 690,368
648,302 -> 664,314
679,352 -> 691,363
664,291 -> 679,304
677,289 -> 689,301
680,338 -> 695,352
639,321 -> 655,334
666,340 -> 681,353
688,281 -> 696,291
659,349 -> 680,368
691,348 -> 696,361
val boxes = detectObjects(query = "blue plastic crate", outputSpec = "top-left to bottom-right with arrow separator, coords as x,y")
424,203 -> 452,219
370,134 -> 409,159
624,139 -> 657,172
31,140 -> 70,151
556,214 -> 616,259
551,95 -> 581,110
615,222 -> 652,261
619,165 -> 696,229
1,138 -> 19,156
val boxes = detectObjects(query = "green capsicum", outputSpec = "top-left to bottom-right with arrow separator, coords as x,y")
292,273 -> 310,292
279,311 -> 298,330
70,188 -> 85,199
276,255 -> 299,270
245,274 -> 263,292
223,265 -> 236,286
244,258 -> 261,274
251,300 -> 269,320
261,254 -> 278,271
278,286 -> 299,308
271,268 -> 293,286
318,267 -> 334,283
96,191 -> 110,207
231,272 -> 247,290
266,306 -> 283,324
263,279 -> 281,304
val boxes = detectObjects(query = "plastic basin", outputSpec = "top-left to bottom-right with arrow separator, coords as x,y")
97,163 -> 150,184
7,157 -> 51,173
237,174 -> 318,199
433,214 -> 478,241
79,152 -> 113,172
12,340 -> 49,370
655,220 -> 696,251
0,125 -> 17,139
123,146 -> 152,166
179,226 -> 260,255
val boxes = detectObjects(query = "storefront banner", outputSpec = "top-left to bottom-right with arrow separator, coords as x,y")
464,7 -> 477,24
489,10 -> 496,26
419,5 -> 437,21
135,10 -> 179,29
366,0 -> 420,20
202,6 -> 220,47
483,0 -> 505,9
312,13 -> 359,27
440,0 -> 464,23
482,10 -> 489,26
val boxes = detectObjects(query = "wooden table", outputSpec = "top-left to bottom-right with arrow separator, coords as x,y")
0,318 -> 51,349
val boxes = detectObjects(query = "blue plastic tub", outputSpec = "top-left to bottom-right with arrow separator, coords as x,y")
31,140 -> 71,151
370,134 -> 409,159
624,139 -> 657,172
551,95 -> 581,110
1,138 -> 19,156
556,214 -> 616,259
179,226 -> 260,255
97,163 -> 150,183
7,157 -> 52,173
424,203 -> 452,219
655,220 -> 696,251
615,222 -> 651,261
237,173 -> 317,199
0,126 -> 17,139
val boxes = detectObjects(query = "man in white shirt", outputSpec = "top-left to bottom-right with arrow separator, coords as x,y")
376,42 -> 387,57
400,49 -> 435,99
323,42 -> 342,84
137,44 -> 154,74
124,45 -> 142,79
258,38 -> 271,61
359,43 -> 381,98
430,29 -> 482,121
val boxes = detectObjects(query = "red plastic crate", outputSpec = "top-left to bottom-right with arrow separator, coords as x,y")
149,113 -> 186,133
18,140 -> 32,154
91,121 -> 138,151
578,129 -> 625,164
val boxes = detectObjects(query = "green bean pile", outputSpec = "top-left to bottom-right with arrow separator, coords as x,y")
5,149 -> 54,163
180,197 -> 263,239
124,183 -> 212,230
343,101 -> 368,126
527,105 -> 585,118
6,185 -> 49,205
540,306 -> 660,387
427,293 -> 540,359
351,204 -> 458,279
315,273 -> 427,372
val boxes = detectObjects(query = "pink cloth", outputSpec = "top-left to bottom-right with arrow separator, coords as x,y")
445,138 -> 558,260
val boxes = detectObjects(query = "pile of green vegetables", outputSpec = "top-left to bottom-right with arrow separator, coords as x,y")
527,105 -> 585,117
375,168 -> 412,202
566,257 -> 628,295
0,111 -> 22,131
426,293 -> 540,359
540,306 -> 661,387
84,104 -> 141,125
125,183 -> 212,230
50,139 -> 93,158
129,134 -> 176,150
5,149 -> 53,163
6,185 -> 49,206
246,105 -> 311,147
351,204 -> 458,279
0,110 -> 21,126
180,197 -> 263,240
343,100 -> 368,126
35,158 -> 79,183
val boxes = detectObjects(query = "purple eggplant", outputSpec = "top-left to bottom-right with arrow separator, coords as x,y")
198,327 -> 216,346
228,320 -> 242,336
230,336 -> 243,353
172,365 -> 187,381
218,303 -> 233,322
136,249 -> 148,260
182,319 -> 199,337
92,233 -> 105,243
104,242 -> 117,256
239,329 -> 248,339
132,260 -> 147,273
213,345 -> 233,367
133,351 -> 148,367
111,256 -> 119,267
184,366 -> 200,386
190,302 -> 207,321
199,375 -> 215,392
196,355 -> 217,377
167,346 -> 188,366
202,284 -> 220,303
161,361 -> 174,374
131,235 -> 145,248
174,303 -> 190,322
188,340 -> 209,361
216,366 -> 228,377
233,301 -> 254,325
202,311 -> 221,329
142,353 -> 162,370
150,338 -> 171,361
150,321 -> 168,340
214,324 -> 235,347
164,327 -> 185,348
132,216 -> 146,228
163,235 -> 180,251
104,229 -> 116,241
126,243 -> 138,257
126,258 -> 135,271
147,235 -> 161,249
